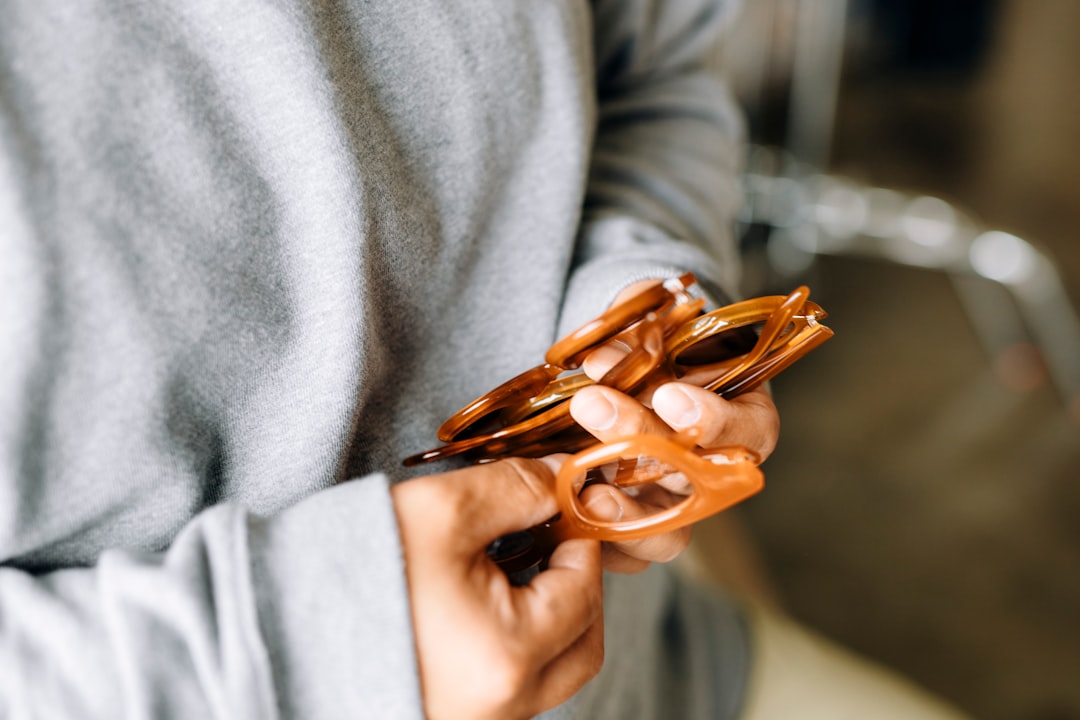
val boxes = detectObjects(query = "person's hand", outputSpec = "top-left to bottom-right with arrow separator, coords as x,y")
391,457 -> 604,720
569,281 -> 781,574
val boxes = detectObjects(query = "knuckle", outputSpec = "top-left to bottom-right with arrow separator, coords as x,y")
625,529 -> 689,564
588,636 -> 606,678
736,392 -> 781,458
440,483 -> 479,529
659,531 -> 692,562
623,411 -> 652,436
608,394 -> 654,435
701,398 -> 736,442
499,457 -> 556,503
392,476 -> 442,519
404,472 -> 480,541
583,342 -> 630,380
602,546 -> 650,574
482,653 -> 532,707
585,577 -> 605,613
762,406 -> 781,452
576,572 -> 605,616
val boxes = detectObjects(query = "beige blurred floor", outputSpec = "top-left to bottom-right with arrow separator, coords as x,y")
691,3 -> 1080,719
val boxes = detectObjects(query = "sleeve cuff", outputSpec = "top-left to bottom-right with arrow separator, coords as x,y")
248,475 -> 423,719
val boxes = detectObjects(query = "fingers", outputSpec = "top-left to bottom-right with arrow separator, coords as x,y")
515,538 -> 603,664
570,385 -> 672,442
501,538 -> 605,718
577,483 -> 692,571
569,385 -> 695,571
576,361 -> 780,462
652,382 -> 780,460
534,612 -> 605,711
417,456 -> 567,554
581,340 -> 632,381
393,466 -> 604,720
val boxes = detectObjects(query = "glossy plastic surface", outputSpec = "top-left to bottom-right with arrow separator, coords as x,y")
541,432 -> 764,542
403,278 -> 833,565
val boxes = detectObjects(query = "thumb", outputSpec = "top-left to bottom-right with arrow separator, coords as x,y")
406,456 -> 568,554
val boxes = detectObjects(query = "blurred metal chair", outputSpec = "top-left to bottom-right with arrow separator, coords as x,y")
726,0 -> 1080,419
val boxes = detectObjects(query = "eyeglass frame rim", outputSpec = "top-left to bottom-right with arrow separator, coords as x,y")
406,283 -> 833,467
431,273 -> 698,444
542,433 -> 764,542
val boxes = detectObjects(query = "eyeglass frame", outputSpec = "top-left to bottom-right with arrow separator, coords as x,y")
489,431 -> 764,578
403,279 -> 831,466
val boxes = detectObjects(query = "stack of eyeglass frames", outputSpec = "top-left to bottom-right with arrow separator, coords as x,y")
403,273 -> 833,580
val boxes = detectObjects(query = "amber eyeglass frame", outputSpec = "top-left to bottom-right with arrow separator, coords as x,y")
402,276 -> 832,466
402,273 -> 701,466
489,431 -> 765,577
402,273 -> 833,578
543,432 -> 764,542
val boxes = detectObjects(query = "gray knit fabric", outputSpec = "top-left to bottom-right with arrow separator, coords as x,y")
0,1 -> 747,717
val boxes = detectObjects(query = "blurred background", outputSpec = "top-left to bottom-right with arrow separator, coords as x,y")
689,1 -> 1080,718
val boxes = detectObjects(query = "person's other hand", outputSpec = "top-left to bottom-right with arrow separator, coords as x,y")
569,280 -> 781,573
391,457 -> 603,720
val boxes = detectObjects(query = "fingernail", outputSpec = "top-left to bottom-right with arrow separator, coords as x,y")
654,384 -> 700,428
583,342 -> 631,380
575,392 -> 618,431
585,487 -> 623,521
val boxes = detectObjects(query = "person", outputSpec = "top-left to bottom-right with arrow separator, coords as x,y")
0,1 -> 967,718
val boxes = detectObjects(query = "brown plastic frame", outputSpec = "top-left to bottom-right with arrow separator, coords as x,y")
429,273 -> 697,445
536,433 -> 764,544
404,281 -> 834,468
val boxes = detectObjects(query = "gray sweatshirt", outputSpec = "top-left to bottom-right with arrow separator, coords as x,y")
0,1 -> 748,717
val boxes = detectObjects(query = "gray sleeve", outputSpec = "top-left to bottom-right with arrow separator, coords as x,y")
560,0 -> 746,333
0,476 -> 423,720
